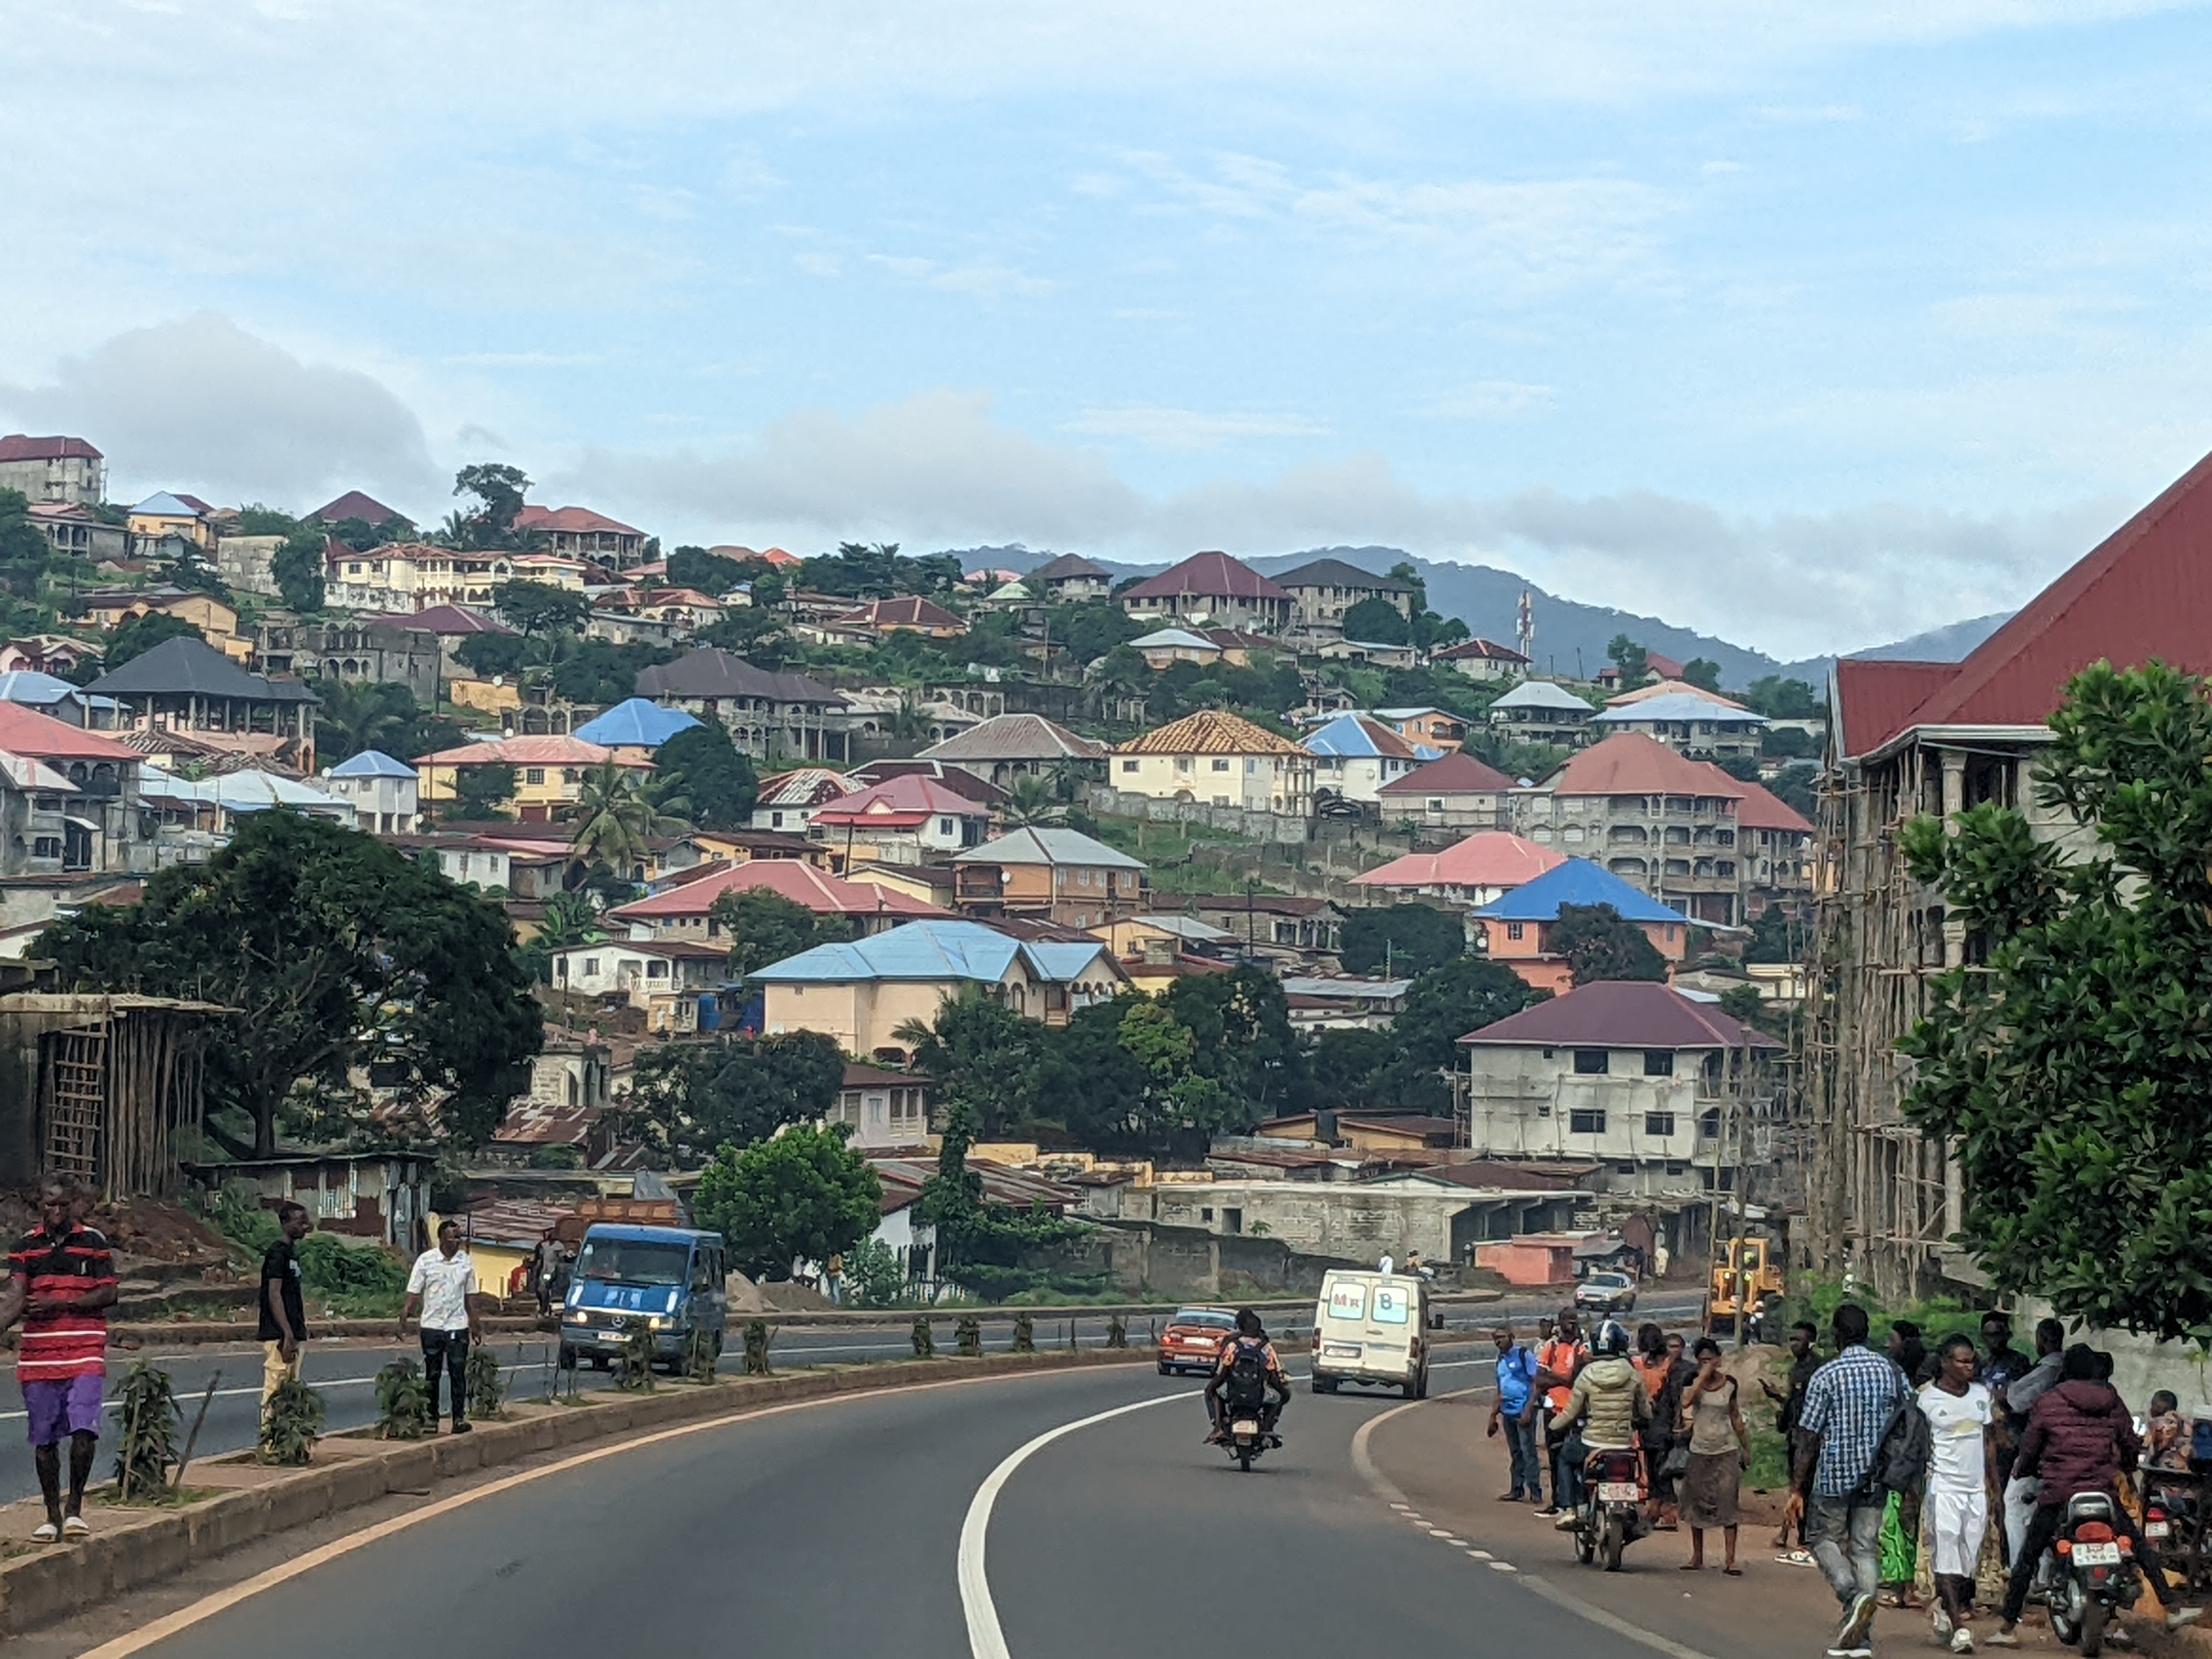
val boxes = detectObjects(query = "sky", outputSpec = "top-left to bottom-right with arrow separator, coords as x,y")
4,1 -> 2211,659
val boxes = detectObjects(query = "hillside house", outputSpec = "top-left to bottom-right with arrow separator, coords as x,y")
549,939 -> 729,1031
125,492 -> 217,550
1590,690 -> 1769,760
915,713 -> 1108,789
951,827 -> 1148,928
0,435 -> 105,507
1130,627 -> 1222,669
1186,894 -> 1346,961
1119,551 -> 1293,636
83,638 -> 319,772
634,648 -> 851,764
26,503 -> 126,564
1486,681 -> 1595,748
1302,713 -> 1435,807
323,750 -> 419,833
1352,831 -> 1564,909
1030,553 -> 1114,603
413,734 -> 638,824
609,856 -> 948,940
809,774 -> 993,867
825,1063 -> 933,1152
1375,749 -> 1517,832
513,504 -> 647,566
1272,557 -> 1414,640
1471,857 -> 1691,995
1432,637 -> 1531,681
1113,710 -> 1314,816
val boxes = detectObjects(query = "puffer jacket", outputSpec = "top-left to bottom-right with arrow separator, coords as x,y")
2017,1379 -> 2140,1500
1554,1354 -> 1652,1449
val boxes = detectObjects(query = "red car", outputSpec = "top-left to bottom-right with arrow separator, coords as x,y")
1158,1307 -> 1238,1376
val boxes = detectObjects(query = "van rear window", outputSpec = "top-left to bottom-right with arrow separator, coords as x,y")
1327,1282 -> 1366,1320
1372,1283 -> 1411,1325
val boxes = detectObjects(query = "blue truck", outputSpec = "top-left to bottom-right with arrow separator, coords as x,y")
558,1223 -> 729,1372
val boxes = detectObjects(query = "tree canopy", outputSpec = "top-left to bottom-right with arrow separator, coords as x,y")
894,988 -> 1046,1139
1340,903 -> 1465,977
35,812 -> 540,1156
453,462 -> 530,545
1311,955 -> 1535,1115
272,527 -> 327,612
650,719 -> 757,829
1550,902 -> 1669,984
1901,661 -> 2212,1345
626,1032 -> 847,1165
449,763 -> 517,822
0,489 -> 53,600
1342,596 -> 1410,645
104,612 -> 205,668
694,1123 -> 880,1282
313,680 -> 460,765
493,580 -> 590,637
1681,658 -> 1723,692
712,889 -> 853,979
1606,635 -> 1650,685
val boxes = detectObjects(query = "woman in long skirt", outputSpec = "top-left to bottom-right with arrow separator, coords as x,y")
1678,1337 -> 1750,1574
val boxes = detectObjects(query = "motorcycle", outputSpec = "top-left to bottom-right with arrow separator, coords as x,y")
1220,1396 -> 1283,1473
1573,1447 -> 1649,1572
2034,1491 -> 2141,1655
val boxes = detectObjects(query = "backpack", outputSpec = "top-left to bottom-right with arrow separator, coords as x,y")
1226,1339 -> 1271,1404
1865,1365 -> 1934,1495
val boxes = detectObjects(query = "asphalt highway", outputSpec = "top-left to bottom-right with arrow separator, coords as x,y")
0,1293 -> 1703,1506
103,1355 -> 1680,1659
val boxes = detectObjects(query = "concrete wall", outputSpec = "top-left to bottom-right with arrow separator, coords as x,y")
1065,1219 -> 1364,1300
1085,785 -> 1311,845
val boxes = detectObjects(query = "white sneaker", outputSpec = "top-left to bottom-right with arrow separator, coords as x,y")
1950,1628 -> 1974,1654
1932,1605 -> 1954,1640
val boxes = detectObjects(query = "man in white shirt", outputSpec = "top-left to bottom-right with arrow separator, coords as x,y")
401,1220 -> 483,1435
1918,1333 -> 1999,1653
1378,1253 -> 1395,1277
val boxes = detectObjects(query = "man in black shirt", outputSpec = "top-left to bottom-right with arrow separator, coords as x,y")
258,1201 -> 313,1424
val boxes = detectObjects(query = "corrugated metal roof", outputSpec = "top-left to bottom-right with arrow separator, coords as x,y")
916,713 -> 1109,764
1459,979 -> 1779,1051
1472,857 -> 1690,924
1831,658 -> 1965,760
1605,678 -> 1752,711
1593,693 -> 1768,726
1130,627 -> 1217,651
951,827 -> 1145,870
1121,551 -> 1289,602
1353,830 -> 1565,890
634,648 -> 844,706
85,637 -> 318,703
1377,751 -> 1517,797
1547,733 -> 1745,799
309,490 -> 410,526
1302,713 -> 1423,760
1271,557 -> 1414,592
572,698 -> 703,749
1488,681 -> 1593,713
752,918 -> 1111,985
0,434 -> 101,462
129,491 -> 204,518
612,859 -> 948,919
327,749 -> 417,779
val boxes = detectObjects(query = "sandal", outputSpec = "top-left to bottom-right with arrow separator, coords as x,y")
29,1522 -> 57,1544
61,1516 -> 89,1539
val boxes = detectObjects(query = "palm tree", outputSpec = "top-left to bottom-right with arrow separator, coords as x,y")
535,889 -> 604,952
1002,774 -> 1065,828
314,680 -> 410,765
568,762 -> 684,880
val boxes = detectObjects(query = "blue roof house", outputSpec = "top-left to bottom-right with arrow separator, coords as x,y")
1301,712 -> 1439,805
322,748 -> 421,834
1471,857 -> 1691,992
572,697 -> 703,752
751,918 -> 1131,1062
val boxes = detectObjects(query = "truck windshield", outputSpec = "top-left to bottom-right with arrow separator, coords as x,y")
577,1239 -> 691,1287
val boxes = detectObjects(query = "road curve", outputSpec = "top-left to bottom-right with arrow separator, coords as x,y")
80,1348 -> 1682,1659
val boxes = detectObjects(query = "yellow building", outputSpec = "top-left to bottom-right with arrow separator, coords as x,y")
125,492 -> 216,549
80,588 -> 239,638
1111,709 -> 1314,816
414,734 -> 644,823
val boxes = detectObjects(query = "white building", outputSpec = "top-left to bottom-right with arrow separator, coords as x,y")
324,749 -> 420,833
1111,709 -> 1314,816
1301,713 -> 1435,806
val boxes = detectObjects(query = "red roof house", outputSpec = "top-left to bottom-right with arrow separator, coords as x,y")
1353,831 -> 1565,903
610,859 -> 949,938
1119,551 -> 1293,634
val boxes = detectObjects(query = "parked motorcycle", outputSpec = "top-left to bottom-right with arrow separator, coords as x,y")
1572,1448 -> 1649,1572
2034,1491 -> 2141,1655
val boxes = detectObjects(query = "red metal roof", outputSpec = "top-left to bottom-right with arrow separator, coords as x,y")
1831,659 -> 1963,759
309,490 -> 410,526
515,504 -> 644,537
843,596 -> 964,630
809,774 -> 992,827
1378,749 -> 1517,797
1121,551 -> 1289,603
359,603 -> 516,636
0,702 -> 139,763
1432,637 -> 1530,663
1460,979 -> 1780,1049
1353,830 -> 1565,891
610,858 -> 950,921
0,435 -> 101,462
1719,772 -> 1814,834
1548,732 -> 1745,799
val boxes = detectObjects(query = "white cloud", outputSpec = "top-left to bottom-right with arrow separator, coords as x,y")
1420,381 -> 1559,419
1060,405 -> 1330,452
864,255 -> 1054,300
0,313 -> 437,510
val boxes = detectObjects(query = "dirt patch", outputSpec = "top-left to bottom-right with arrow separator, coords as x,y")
0,1192 -> 228,1269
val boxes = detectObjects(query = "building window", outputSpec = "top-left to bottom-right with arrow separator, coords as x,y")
1643,1050 -> 1674,1077
1568,1108 -> 1607,1135
1175,757 -> 1192,773
1506,922 -> 1524,941
1572,1049 -> 1607,1075
1120,759 -> 1139,774
1645,1111 -> 1676,1137
1211,758 -> 1231,772
525,768 -> 546,786
580,957 -> 600,978
937,817 -> 953,834
646,960 -> 669,978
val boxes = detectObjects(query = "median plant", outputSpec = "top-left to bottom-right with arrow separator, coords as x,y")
374,1358 -> 436,1439
956,1315 -> 981,1357
1012,1313 -> 1034,1353
259,1376 -> 325,1466
684,1325 -> 718,1383
465,1347 -> 506,1419
742,1318 -> 772,1376
111,1360 -> 180,1499
614,1317 -> 656,1391
911,1317 -> 935,1358
1106,1314 -> 1127,1350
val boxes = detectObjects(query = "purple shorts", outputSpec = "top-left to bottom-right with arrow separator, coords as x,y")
24,1375 -> 104,1447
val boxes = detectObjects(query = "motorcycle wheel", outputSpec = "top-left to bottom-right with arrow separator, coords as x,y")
1575,1517 -> 1596,1565
2079,1601 -> 2107,1657
1237,1447 -> 1253,1473
1601,1515 -> 1624,1573
2049,1605 -> 2078,1646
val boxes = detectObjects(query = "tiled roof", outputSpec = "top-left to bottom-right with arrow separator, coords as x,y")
1471,857 -> 1691,925
916,713 -> 1108,764
611,859 -> 948,921
1592,693 -> 1769,727
1302,713 -> 1424,761
1271,557 -> 1414,592
0,434 -> 101,462
1459,979 -> 1779,1051
1353,831 -> 1565,891
842,595 -> 964,630
416,735 -> 618,767
571,698 -> 703,749
1547,733 -> 1746,799
1116,709 -> 1304,757
952,827 -> 1146,870
515,504 -> 644,537
1377,750 -> 1517,797
1032,553 -> 1110,580
810,774 -> 994,826
1121,551 -> 1289,602
1488,680 -> 1594,713
84,637 -> 319,703
634,648 -> 844,706
308,490 -> 411,526
1432,637 -> 1530,663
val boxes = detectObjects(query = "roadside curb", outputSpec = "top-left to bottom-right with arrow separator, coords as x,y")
0,1345 -> 1152,1635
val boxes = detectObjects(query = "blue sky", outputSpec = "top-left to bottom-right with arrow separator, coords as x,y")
4,1 -> 2211,657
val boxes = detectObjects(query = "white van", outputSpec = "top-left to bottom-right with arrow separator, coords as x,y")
1309,1268 -> 1431,1398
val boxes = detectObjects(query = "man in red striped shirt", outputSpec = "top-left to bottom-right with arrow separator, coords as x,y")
0,1177 -> 117,1542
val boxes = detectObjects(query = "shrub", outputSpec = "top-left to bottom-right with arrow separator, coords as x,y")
465,1347 -> 505,1419
111,1361 -> 180,1499
742,1318 -> 772,1376
615,1317 -> 656,1391
298,1235 -> 409,1318
374,1358 -> 435,1439
912,1317 -> 935,1358
259,1376 -> 325,1466
844,1238 -> 907,1308
1012,1313 -> 1035,1353
684,1326 -> 718,1383
956,1315 -> 982,1357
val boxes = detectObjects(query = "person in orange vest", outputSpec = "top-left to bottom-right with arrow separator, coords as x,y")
1523,1307 -> 1590,1516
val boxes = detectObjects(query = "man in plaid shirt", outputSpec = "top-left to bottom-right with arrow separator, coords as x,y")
1784,1303 -> 1904,1659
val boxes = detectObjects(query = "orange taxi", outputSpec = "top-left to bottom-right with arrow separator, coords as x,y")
1157,1307 -> 1238,1377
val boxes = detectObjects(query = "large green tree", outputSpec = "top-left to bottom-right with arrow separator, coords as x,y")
569,761 -> 681,878
1340,903 -> 1465,977
36,813 -> 539,1155
1342,596 -> 1410,645
0,488 -> 54,598
894,989 -> 1047,1138
1163,966 -> 1304,1125
453,462 -> 530,545
1901,660 -> 2212,1344
103,612 -> 204,668
627,1032 -> 847,1163
1550,902 -> 1669,985
272,528 -> 327,613
1311,956 -> 1535,1115
712,889 -> 853,978
650,719 -> 756,829
1606,635 -> 1650,686
695,1124 -> 881,1282
493,579 -> 590,638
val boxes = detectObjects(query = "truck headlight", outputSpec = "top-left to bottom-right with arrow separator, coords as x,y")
648,1314 -> 669,1330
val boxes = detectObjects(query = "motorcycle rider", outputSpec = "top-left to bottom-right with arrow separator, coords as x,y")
1545,1318 -> 1654,1533
1205,1308 -> 1291,1446
1987,1345 -> 2200,1646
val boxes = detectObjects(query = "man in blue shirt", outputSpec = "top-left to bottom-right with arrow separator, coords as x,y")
1785,1303 -> 1904,1659
1486,1323 -> 1544,1503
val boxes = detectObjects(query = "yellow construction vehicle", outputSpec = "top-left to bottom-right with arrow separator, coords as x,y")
1705,1236 -> 1787,1337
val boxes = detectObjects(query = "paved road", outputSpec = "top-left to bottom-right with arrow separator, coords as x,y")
0,1291 -> 1701,1506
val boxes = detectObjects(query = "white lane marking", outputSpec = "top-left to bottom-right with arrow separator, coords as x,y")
959,1389 -> 1197,1659
1347,1384 -> 1725,1659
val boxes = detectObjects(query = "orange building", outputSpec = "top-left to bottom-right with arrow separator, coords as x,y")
950,827 -> 1149,929
1472,856 -> 1690,994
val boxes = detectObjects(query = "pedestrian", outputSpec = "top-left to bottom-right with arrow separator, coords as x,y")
1918,1333 -> 1996,1653
1988,1345 -> 2201,1646
1784,1301 -> 1905,1659
2146,1389 -> 2188,1474
259,1201 -> 313,1423
400,1219 -> 482,1435
1763,1319 -> 1822,1557
1995,1317 -> 2065,1566
1487,1324 -> 1544,1502
1377,1251 -> 1395,1276
1525,1307 -> 1589,1519
1637,1322 -> 1697,1528
1678,1336 -> 1749,1574
1879,1321 -> 1927,1610
0,1177 -> 117,1541
532,1231 -> 562,1319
